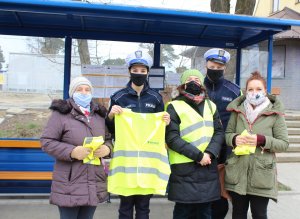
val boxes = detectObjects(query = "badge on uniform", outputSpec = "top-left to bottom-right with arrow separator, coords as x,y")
218,50 -> 225,57
135,50 -> 143,58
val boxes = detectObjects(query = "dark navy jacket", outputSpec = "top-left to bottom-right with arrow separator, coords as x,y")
107,81 -> 164,136
204,77 -> 241,163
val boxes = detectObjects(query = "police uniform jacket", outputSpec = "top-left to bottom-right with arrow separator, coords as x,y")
204,77 -> 240,163
166,95 -> 224,203
107,81 -> 164,135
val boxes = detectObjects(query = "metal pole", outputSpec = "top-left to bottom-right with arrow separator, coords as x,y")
267,35 -> 273,93
63,36 -> 72,100
153,42 -> 161,67
235,47 -> 241,86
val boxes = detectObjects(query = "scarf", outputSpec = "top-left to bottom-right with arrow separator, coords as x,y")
177,84 -> 206,104
243,97 -> 270,124
79,105 -> 91,117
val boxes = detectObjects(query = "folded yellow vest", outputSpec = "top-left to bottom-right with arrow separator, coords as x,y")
83,136 -> 104,165
108,109 -> 170,196
233,129 -> 256,155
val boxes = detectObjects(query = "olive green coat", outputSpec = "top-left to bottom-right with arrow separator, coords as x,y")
224,95 -> 289,201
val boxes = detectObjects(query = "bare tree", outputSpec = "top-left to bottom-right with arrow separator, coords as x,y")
0,46 -> 4,70
211,0 -> 256,15
77,39 -> 91,65
210,0 -> 230,13
235,0 -> 256,15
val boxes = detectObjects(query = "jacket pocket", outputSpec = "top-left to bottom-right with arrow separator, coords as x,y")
95,166 -> 107,183
171,163 -> 196,177
250,157 -> 275,189
225,155 -> 241,185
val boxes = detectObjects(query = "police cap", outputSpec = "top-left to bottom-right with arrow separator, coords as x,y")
125,50 -> 153,69
204,48 -> 230,64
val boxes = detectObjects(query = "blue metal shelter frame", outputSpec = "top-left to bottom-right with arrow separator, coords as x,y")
1,0 -> 300,95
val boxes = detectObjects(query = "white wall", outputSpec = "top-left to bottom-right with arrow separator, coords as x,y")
5,53 -> 81,93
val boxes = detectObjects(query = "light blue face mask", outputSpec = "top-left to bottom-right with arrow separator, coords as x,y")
73,92 -> 92,108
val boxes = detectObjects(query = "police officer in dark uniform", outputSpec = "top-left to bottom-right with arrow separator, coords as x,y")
107,50 -> 170,219
203,48 -> 242,219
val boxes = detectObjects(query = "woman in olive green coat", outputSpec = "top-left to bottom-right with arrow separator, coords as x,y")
224,71 -> 289,219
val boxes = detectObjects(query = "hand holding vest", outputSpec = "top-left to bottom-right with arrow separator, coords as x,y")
83,136 -> 104,165
233,130 -> 256,155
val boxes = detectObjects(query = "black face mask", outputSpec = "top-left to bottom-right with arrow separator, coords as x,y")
207,68 -> 224,83
185,81 -> 203,95
130,73 -> 148,86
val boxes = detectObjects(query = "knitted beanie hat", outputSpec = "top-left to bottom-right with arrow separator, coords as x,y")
180,69 -> 204,85
68,76 -> 93,97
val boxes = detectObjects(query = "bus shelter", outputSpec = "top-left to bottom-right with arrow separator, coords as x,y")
0,0 -> 300,193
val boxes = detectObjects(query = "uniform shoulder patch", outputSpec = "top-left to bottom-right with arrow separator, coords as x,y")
224,80 -> 241,96
147,88 -> 163,103
110,88 -> 128,100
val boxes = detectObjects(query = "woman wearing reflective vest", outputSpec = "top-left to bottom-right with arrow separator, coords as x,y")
165,69 -> 224,219
106,50 -> 170,219
224,72 -> 289,219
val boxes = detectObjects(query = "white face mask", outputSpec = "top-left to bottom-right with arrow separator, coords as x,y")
246,91 -> 266,106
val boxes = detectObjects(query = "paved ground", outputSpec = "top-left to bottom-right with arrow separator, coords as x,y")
1,163 -> 300,219
0,92 -> 59,109
0,198 -> 174,219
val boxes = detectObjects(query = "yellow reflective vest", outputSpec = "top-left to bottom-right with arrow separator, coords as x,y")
108,109 -> 170,196
168,100 -> 216,165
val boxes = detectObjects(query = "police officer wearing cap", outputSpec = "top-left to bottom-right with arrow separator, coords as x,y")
203,48 -> 242,219
107,50 -> 170,219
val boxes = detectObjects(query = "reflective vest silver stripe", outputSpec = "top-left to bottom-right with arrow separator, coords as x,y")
180,120 -> 214,136
109,166 -> 169,181
190,136 -> 212,148
112,150 -> 169,165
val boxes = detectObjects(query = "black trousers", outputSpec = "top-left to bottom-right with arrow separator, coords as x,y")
119,194 -> 152,219
211,197 -> 229,219
229,191 -> 269,219
58,206 -> 96,219
173,202 -> 211,219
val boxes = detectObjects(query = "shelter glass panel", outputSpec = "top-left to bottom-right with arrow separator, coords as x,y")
0,35 -> 64,138
240,42 -> 285,89
71,40 -> 142,105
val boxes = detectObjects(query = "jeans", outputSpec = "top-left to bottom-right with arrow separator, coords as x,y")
58,206 -> 97,219
229,191 -> 269,219
211,197 -> 229,219
173,202 -> 212,219
119,194 -> 152,219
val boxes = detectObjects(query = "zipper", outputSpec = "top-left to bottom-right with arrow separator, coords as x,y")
211,83 -> 215,102
138,95 -> 141,113
68,165 -> 73,181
